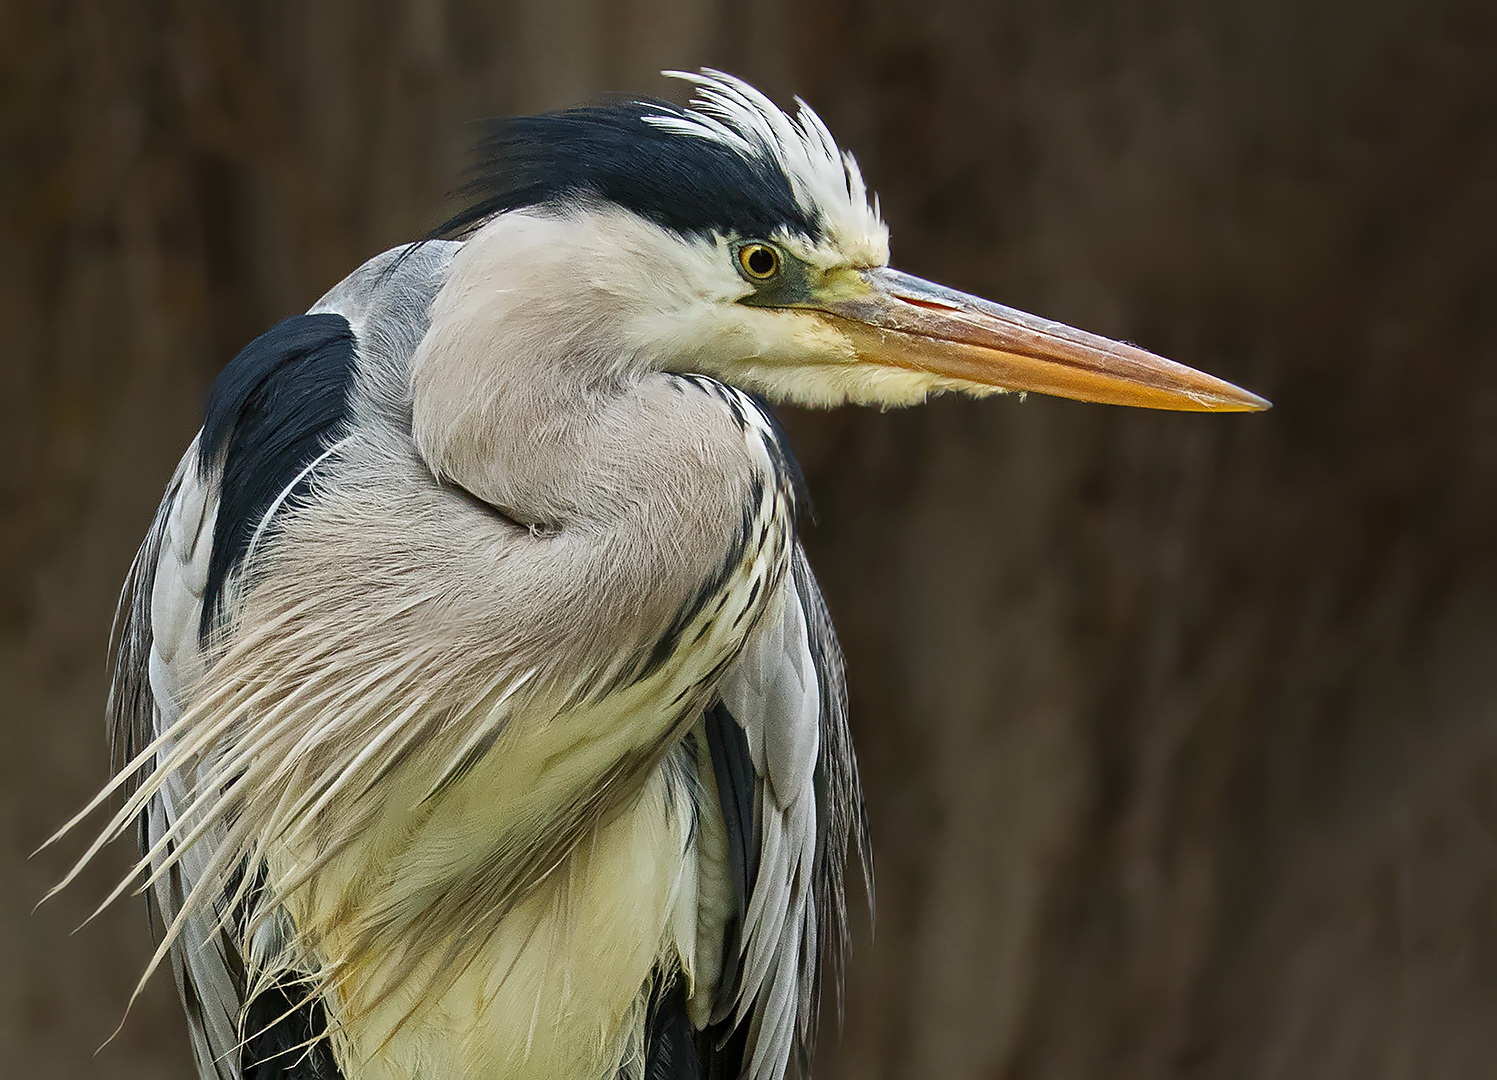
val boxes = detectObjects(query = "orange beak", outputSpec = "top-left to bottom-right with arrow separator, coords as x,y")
812,268 -> 1270,412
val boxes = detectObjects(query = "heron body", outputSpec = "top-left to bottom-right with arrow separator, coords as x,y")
57,71 -> 1266,1080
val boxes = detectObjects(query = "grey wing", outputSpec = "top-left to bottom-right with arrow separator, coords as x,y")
107,240 -> 462,1080
712,544 -> 869,1080
110,441 -> 243,1080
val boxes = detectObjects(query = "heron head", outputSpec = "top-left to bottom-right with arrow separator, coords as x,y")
437,70 -> 1268,413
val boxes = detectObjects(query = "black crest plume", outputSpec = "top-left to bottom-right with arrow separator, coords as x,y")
434,102 -> 821,242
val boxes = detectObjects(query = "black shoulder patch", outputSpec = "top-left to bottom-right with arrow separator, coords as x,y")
241,983 -> 341,1080
642,976 -> 701,1080
704,700 -> 760,1022
228,861 -> 344,1079
435,103 -> 820,242
633,705 -> 761,1080
198,312 -> 356,638
639,972 -> 749,1080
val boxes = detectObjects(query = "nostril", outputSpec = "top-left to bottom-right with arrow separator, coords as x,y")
897,295 -> 962,313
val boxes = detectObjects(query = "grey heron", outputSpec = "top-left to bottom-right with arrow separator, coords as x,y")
50,69 -> 1268,1080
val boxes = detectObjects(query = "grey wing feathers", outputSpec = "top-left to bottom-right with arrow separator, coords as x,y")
110,441 -> 244,1080
795,549 -> 869,1014
105,242 -> 461,1080
715,545 -> 867,1080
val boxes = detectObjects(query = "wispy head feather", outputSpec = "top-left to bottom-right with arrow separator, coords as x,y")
437,70 -> 887,263
648,70 -> 886,256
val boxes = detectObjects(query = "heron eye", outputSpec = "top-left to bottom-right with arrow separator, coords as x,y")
737,243 -> 781,281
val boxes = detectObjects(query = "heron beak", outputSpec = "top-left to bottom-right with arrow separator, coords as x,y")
812,267 -> 1271,412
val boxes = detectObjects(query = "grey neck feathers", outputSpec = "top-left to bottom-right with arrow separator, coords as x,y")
411,216 -> 752,539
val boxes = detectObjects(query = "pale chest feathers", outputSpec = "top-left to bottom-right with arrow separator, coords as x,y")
254,382 -> 799,1080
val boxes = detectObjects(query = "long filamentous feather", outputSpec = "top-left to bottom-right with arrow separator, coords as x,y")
41,590 -> 332,868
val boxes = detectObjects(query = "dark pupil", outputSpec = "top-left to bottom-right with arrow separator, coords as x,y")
746,247 -> 776,276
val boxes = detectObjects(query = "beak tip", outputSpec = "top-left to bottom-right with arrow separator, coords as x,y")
1218,386 -> 1273,413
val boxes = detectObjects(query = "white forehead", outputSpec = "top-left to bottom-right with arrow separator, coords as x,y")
645,69 -> 890,266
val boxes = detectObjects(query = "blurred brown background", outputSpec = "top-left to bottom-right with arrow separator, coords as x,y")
4,0 -> 1497,1077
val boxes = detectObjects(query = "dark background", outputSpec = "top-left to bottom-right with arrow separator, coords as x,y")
5,1 -> 1497,1077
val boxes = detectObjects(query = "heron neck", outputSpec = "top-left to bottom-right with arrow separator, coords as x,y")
410,221 -> 750,534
